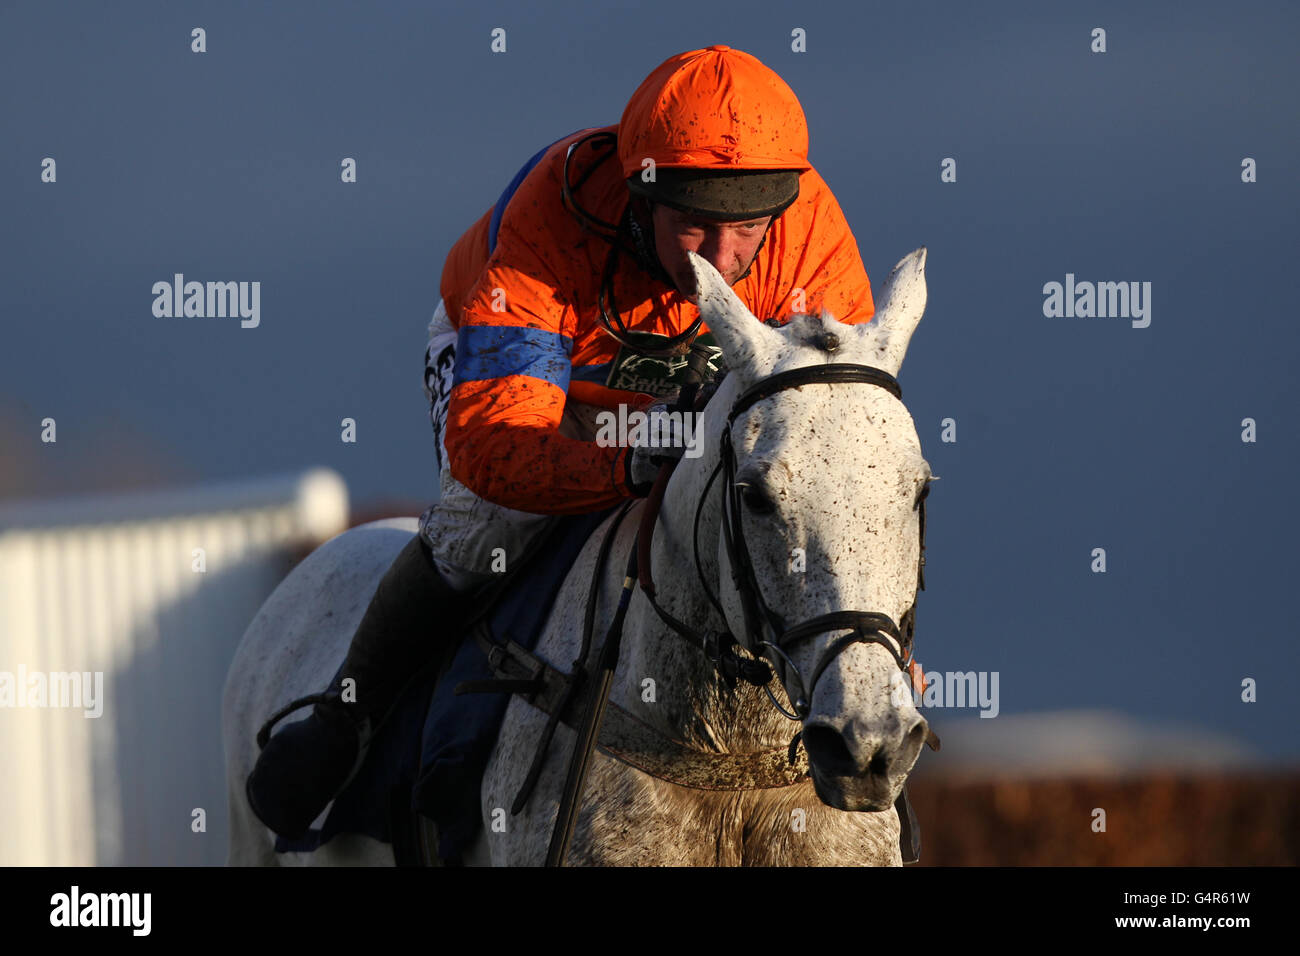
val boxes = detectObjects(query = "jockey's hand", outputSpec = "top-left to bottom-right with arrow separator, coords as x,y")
627,400 -> 687,495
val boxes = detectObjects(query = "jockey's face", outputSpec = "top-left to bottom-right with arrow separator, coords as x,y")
651,205 -> 772,303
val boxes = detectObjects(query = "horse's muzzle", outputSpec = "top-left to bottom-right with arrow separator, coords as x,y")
801,714 -> 929,812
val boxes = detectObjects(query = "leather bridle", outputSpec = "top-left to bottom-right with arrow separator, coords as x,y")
637,360 -> 931,722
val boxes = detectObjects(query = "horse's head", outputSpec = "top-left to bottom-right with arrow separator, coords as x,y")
688,248 -> 932,813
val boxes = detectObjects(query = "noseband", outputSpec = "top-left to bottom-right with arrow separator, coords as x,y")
638,362 -> 930,721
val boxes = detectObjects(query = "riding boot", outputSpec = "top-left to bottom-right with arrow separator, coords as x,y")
245,533 -> 473,840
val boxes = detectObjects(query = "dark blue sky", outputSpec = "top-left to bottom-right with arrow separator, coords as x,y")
3,1 -> 1297,759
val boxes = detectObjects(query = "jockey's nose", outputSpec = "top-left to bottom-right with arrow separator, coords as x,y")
695,233 -> 744,282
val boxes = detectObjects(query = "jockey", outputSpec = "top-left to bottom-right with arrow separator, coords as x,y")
246,45 -> 878,840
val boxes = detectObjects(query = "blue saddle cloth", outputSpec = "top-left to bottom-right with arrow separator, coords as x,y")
272,506 -> 618,862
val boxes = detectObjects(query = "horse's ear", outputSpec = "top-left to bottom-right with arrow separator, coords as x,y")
687,251 -> 784,378
859,247 -> 928,376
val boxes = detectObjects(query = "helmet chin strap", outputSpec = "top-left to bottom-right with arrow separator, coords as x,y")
626,198 -> 678,289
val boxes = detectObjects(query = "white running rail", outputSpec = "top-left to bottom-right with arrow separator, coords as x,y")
0,469 -> 348,865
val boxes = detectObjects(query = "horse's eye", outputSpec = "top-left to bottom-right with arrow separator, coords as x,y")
740,484 -> 776,515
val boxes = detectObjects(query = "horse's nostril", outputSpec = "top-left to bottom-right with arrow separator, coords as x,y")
802,726 -> 858,777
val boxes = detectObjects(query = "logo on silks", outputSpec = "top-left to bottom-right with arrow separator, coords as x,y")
605,332 -> 724,398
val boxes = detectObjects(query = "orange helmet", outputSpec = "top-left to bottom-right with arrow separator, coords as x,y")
618,46 -> 810,219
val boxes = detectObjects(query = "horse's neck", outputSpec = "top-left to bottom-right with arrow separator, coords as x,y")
612,453 -> 795,754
